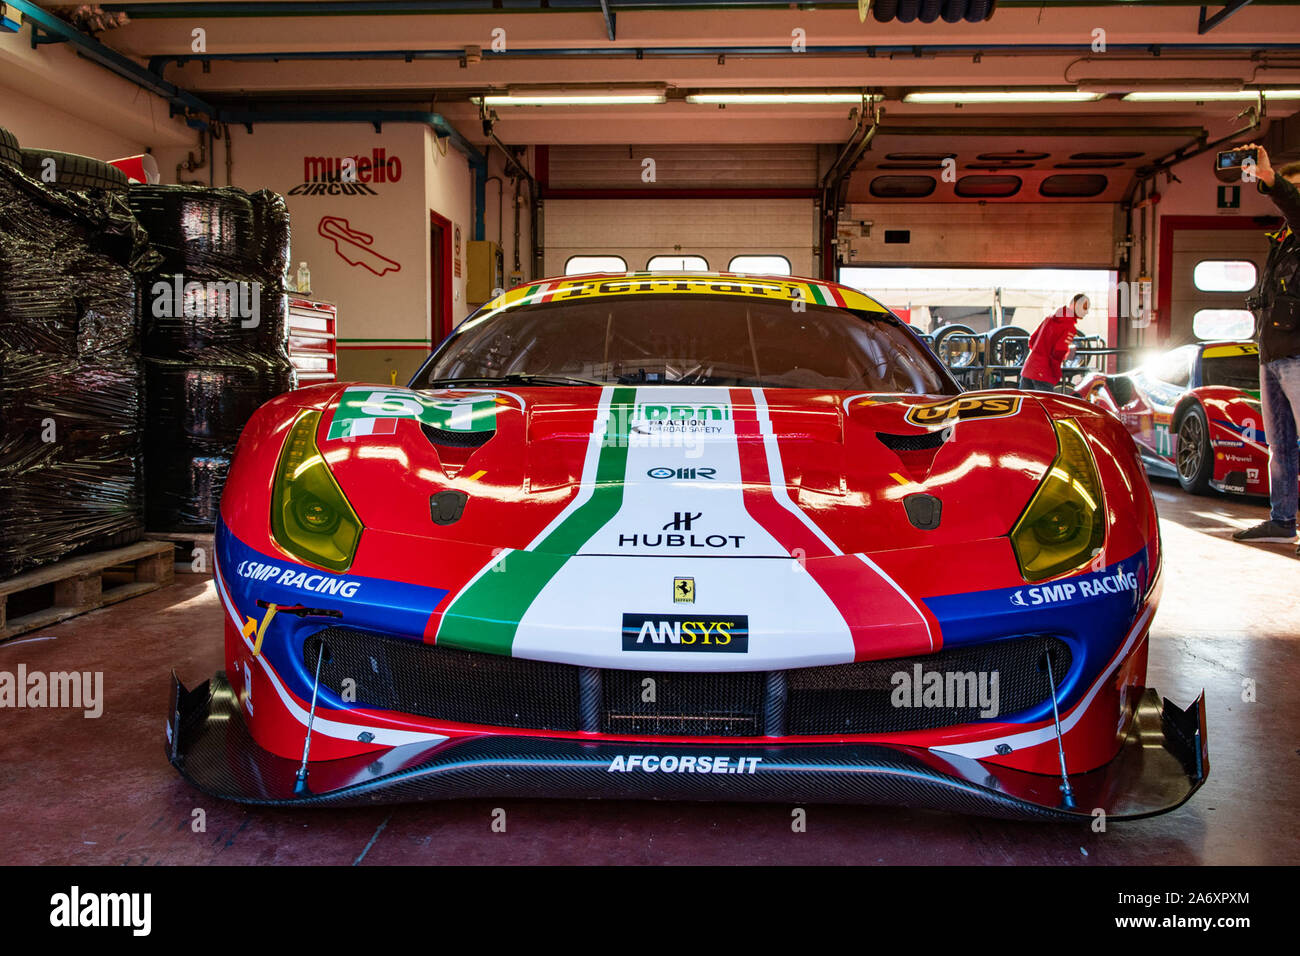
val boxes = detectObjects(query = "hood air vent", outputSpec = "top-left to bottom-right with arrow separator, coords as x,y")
421,422 -> 494,448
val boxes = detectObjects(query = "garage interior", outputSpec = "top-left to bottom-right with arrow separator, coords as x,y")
1,0 -> 1298,866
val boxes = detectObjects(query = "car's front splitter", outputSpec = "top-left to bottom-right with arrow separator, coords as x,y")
166,671 -> 1207,821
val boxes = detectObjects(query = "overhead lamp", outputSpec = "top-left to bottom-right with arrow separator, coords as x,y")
904,91 -> 1105,104
1078,80 -> 1241,95
1123,89 -> 1300,101
478,93 -> 666,106
686,92 -> 870,104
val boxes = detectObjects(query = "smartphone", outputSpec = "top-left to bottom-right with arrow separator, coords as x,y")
1215,147 -> 1258,183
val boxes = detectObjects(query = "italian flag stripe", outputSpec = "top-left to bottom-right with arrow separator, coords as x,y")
434,386 -> 635,655
806,283 -> 828,306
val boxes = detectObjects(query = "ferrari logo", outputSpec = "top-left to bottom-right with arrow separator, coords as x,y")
673,577 -> 695,604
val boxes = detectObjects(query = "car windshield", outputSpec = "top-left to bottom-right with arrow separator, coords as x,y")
413,293 -> 958,393
1202,354 -> 1260,390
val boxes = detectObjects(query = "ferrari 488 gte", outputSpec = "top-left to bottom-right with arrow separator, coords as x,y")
168,273 -> 1207,820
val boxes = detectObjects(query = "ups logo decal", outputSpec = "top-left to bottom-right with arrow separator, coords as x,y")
904,395 -> 1024,427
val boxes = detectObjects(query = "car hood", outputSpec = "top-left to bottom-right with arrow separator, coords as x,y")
319,384 -> 1058,557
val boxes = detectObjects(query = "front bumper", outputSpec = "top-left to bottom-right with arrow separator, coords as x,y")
166,671 -> 1208,821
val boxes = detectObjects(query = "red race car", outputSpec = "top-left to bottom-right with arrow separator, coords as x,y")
1076,341 -> 1289,497
167,273 -> 1207,820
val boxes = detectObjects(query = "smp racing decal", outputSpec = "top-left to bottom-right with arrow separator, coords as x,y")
237,559 -> 362,598
608,754 -> 763,774
217,521 -> 449,640
328,387 -> 498,440
923,551 -> 1149,651
1009,566 -> 1140,607
622,613 -> 749,652
905,395 -> 1023,427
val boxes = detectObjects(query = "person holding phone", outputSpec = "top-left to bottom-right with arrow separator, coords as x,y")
1230,145 -> 1300,549
1019,294 -> 1088,392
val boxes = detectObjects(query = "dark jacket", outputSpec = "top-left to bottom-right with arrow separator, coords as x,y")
1255,172 -> 1300,363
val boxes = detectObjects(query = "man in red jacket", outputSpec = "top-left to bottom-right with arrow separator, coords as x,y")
1020,294 -> 1089,391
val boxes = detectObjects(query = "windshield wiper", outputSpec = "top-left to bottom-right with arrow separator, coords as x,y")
422,373 -> 605,388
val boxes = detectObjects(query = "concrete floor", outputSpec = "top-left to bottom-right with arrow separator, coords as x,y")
2,478 -> 1296,865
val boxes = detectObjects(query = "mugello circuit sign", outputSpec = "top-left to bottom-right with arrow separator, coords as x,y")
289,149 -> 403,196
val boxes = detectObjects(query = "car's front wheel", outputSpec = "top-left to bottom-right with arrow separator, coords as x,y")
1176,403 -> 1214,495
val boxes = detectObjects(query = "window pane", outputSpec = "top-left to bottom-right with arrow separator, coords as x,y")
647,255 -> 709,271
727,255 -> 792,276
565,255 -> 627,275
1193,260 -> 1257,292
1193,308 -> 1255,340
954,175 -> 1021,198
869,175 -> 936,198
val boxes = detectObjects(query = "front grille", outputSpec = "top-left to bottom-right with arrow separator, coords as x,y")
306,628 -> 579,731
303,629 -> 1071,738
601,670 -> 764,737
785,634 -> 1070,735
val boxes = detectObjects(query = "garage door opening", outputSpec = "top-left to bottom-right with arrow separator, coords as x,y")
839,266 -> 1114,340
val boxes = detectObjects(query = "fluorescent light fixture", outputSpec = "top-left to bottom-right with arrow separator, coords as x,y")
686,92 -> 868,104
479,93 -> 666,106
1123,89 -> 1300,101
904,91 -> 1104,103
1079,80 -> 1241,95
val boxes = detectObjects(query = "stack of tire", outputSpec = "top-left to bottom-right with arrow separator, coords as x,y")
127,185 -> 295,533
0,126 -> 154,577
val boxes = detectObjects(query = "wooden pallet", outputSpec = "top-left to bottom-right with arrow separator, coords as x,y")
144,531 -> 216,574
0,541 -> 175,642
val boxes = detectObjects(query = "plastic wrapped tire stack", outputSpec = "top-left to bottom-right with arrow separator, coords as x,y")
0,149 -> 156,578
127,185 -> 296,533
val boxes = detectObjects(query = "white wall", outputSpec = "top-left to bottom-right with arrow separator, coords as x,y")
223,122 -> 475,384
0,28 -> 192,171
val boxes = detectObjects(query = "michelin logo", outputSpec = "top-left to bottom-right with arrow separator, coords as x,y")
1010,567 -> 1139,607
236,560 -> 361,598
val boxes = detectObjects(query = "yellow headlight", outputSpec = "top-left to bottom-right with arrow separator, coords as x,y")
271,411 -> 362,572
1011,418 -> 1105,582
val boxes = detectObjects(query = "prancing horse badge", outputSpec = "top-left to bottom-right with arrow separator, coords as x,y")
673,576 -> 695,604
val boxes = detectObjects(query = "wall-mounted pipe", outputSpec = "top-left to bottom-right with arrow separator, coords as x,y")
8,0 -> 214,128
92,0 -> 1300,19
145,42 -> 1300,71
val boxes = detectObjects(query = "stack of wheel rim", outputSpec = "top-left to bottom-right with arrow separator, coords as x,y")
0,126 -> 150,576
127,185 -> 295,533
